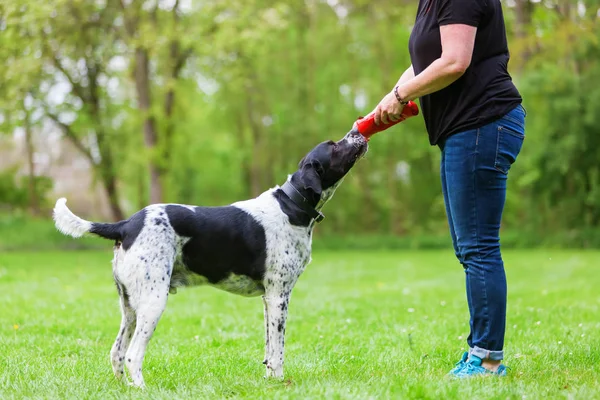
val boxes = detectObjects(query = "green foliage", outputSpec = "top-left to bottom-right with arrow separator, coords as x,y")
0,169 -> 52,211
0,168 -> 28,209
1,0 -> 599,243
514,15 -> 600,234
0,212 -> 105,251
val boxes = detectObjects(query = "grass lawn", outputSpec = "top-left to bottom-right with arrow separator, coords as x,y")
0,249 -> 598,399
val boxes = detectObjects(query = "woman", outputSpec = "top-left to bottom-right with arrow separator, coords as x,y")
373,0 -> 525,377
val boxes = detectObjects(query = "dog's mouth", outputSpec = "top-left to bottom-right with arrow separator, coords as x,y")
342,130 -> 368,161
352,135 -> 369,161
357,138 -> 368,156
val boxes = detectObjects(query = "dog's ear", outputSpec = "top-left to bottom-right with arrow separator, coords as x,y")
297,155 -> 307,169
300,160 -> 323,197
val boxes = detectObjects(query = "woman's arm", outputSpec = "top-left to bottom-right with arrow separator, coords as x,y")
396,65 -> 415,86
395,25 -> 475,101
374,24 -> 477,125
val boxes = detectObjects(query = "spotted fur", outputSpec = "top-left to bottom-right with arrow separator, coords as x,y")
53,131 -> 368,388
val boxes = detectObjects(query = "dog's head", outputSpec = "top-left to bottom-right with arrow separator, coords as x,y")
289,130 -> 368,210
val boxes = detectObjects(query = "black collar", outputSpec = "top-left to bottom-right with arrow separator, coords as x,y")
280,181 -> 325,223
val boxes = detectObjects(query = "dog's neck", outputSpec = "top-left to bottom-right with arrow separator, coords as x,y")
273,177 -> 344,228
280,181 -> 324,223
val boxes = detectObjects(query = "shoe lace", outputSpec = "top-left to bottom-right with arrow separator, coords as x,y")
498,364 -> 511,373
457,361 -> 485,376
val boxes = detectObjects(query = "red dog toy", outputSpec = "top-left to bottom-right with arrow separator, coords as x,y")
353,101 -> 419,141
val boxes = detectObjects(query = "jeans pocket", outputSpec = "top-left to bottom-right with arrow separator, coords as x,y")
494,125 -> 524,174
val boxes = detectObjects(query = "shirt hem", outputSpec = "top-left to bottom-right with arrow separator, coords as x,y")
430,100 -> 523,146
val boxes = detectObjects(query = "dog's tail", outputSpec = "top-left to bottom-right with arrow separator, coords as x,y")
53,198 -> 125,241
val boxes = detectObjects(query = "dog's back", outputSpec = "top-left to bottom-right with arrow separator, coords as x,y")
162,203 -> 268,295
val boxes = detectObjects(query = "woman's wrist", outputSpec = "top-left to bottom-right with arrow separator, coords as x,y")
393,85 -> 409,105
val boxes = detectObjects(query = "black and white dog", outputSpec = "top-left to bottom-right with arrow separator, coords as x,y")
53,130 -> 368,388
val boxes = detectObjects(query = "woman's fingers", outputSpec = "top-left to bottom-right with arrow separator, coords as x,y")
381,110 -> 390,125
374,93 -> 405,125
374,105 -> 382,125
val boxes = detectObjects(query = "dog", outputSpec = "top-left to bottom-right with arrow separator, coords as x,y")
53,129 -> 368,388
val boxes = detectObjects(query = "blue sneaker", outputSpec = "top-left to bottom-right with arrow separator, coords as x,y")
448,352 -> 469,375
450,355 -> 508,378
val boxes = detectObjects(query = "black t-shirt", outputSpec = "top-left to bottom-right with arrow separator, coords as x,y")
408,0 -> 522,145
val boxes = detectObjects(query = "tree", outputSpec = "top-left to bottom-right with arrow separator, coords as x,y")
117,0 -> 211,203
2,0 -> 127,220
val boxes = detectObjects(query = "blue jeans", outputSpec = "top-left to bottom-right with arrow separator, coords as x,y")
439,105 -> 525,361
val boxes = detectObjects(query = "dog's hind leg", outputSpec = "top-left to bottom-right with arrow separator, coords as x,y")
110,283 -> 136,381
125,295 -> 168,388
124,247 -> 176,388
110,245 -> 136,381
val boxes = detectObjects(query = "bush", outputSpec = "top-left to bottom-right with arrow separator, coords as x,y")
0,168 -> 53,212
0,212 -> 106,251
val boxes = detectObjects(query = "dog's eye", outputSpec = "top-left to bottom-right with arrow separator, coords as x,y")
312,161 -> 324,174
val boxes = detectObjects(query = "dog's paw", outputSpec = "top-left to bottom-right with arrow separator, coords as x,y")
112,369 -> 123,380
127,379 -> 146,390
264,364 -> 284,380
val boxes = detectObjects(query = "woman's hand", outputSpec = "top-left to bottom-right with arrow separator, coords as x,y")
372,24 -> 476,126
373,90 -> 405,126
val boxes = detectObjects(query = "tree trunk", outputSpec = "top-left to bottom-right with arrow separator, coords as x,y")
87,59 -> 126,222
369,6 -> 401,233
387,159 -> 406,235
134,47 -> 164,204
138,166 -> 146,210
96,133 -> 125,221
93,115 -> 125,220
235,111 -> 253,199
513,0 -> 534,71
24,111 -> 39,216
161,41 -> 185,194
55,122 -> 126,221
102,171 -> 126,221
120,0 -> 164,204
244,91 -> 266,198
297,5 -> 315,137
354,170 -> 378,232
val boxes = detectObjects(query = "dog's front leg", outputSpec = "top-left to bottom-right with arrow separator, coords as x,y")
263,290 -> 291,379
262,295 -> 270,367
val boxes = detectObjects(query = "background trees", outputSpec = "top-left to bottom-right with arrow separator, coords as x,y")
1,0 -> 599,245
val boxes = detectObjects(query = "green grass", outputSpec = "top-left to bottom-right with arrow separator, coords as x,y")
0,250 -> 599,399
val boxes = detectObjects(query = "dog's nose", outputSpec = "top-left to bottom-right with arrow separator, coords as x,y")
343,128 -> 362,140
342,129 -> 368,144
